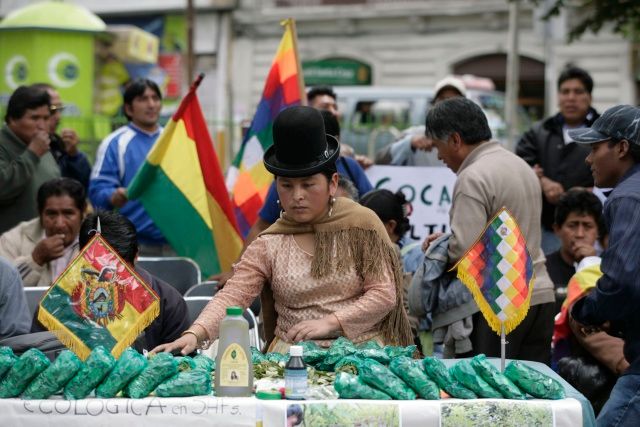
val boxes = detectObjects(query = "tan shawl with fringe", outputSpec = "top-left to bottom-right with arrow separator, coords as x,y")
259,196 -> 413,347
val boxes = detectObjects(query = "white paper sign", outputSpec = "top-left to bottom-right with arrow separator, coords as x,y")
365,166 -> 457,243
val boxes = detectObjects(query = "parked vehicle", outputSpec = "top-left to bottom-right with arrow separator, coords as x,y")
334,86 -> 531,156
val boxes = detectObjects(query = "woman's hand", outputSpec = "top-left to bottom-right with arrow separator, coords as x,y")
287,314 -> 342,343
150,333 -> 198,356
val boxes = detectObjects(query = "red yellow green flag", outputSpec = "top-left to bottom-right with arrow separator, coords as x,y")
127,74 -> 243,276
452,207 -> 535,335
38,234 -> 160,360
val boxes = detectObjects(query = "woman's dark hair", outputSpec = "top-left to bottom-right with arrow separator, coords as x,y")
79,211 -> 138,264
360,189 -> 411,238
123,78 -> 162,120
37,178 -> 86,214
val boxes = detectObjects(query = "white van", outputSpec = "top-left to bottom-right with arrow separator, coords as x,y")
334,86 -> 530,157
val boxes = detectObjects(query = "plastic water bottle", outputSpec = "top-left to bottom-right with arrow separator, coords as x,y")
215,306 -> 253,397
284,345 -> 307,399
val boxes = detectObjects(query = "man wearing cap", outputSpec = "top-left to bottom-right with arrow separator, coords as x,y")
516,66 -> 599,254
375,75 -> 466,166
569,105 -> 640,425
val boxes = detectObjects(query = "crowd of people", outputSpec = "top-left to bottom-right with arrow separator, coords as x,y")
1,66 -> 639,423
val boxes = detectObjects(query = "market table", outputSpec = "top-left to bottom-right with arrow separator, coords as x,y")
0,359 -> 596,427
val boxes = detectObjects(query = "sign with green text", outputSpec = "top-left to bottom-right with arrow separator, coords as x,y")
302,57 -> 371,86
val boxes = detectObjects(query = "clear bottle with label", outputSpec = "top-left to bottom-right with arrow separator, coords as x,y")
214,306 -> 253,397
284,345 -> 307,400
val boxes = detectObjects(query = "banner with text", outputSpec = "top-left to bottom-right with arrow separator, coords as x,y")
365,166 -> 457,243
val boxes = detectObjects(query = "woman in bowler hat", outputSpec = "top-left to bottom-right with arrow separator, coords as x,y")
153,106 -> 412,355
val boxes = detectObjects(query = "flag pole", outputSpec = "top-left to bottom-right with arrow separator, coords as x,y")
501,324 -> 506,371
284,18 -> 307,106
191,72 -> 205,92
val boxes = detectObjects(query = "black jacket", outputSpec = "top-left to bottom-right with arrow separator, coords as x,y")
516,109 -> 598,229
49,133 -> 92,190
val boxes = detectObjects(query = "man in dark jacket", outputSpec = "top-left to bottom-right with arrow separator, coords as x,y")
31,83 -> 91,191
516,66 -> 598,254
569,105 -> 640,426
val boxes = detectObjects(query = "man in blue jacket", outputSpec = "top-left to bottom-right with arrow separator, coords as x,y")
570,105 -> 640,426
89,79 -> 171,255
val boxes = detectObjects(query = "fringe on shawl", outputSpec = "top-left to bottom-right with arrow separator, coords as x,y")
313,228 -> 414,346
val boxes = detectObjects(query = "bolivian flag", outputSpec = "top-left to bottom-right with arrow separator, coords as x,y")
38,234 -> 159,360
128,74 -> 243,276
452,207 -> 535,335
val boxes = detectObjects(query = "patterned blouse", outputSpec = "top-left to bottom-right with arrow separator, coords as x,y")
193,233 -> 396,346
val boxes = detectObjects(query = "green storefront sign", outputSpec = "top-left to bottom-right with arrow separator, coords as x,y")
302,57 -> 372,86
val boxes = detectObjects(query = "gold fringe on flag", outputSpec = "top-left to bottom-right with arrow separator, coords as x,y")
457,268 -> 535,336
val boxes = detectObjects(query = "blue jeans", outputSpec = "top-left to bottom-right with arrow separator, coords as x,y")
597,374 -> 640,426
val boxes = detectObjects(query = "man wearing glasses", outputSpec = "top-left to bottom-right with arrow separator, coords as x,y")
31,83 -> 91,190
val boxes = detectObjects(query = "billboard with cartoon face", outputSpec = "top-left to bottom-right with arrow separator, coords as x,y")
0,30 -> 94,117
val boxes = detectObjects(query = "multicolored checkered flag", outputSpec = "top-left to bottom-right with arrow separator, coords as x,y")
38,233 -> 160,360
452,207 -> 535,335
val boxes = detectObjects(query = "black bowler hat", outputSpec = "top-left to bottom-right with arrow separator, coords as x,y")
263,106 -> 340,178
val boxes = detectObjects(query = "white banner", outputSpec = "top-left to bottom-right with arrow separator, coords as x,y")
365,166 -> 457,243
5,396 -> 256,427
2,395 -> 585,427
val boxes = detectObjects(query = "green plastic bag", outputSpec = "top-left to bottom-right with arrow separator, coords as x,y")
126,352 -> 178,399
0,348 -> 50,398
450,360 -> 502,398
422,357 -> 476,399
251,347 -> 267,364
504,360 -> 566,399
359,359 -> 416,400
354,341 -> 390,364
23,350 -> 82,399
176,356 -> 196,371
0,347 -> 17,380
323,337 -> 357,368
384,344 -> 417,359
156,369 -> 212,397
96,348 -> 147,398
389,357 -> 439,400
193,354 -> 215,373
470,354 -> 525,399
334,372 -> 392,400
64,346 -> 115,400
334,355 -> 365,375
300,341 -> 327,366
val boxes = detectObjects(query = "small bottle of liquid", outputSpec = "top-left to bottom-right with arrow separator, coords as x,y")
284,345 -> 307,400
215,306 -> 253,397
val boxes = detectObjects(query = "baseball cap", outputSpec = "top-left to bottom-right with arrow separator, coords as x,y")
433,76 -> 467,100
568,104 -> 640,146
